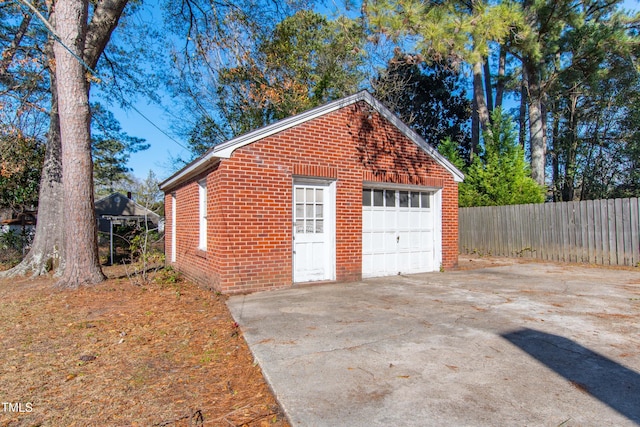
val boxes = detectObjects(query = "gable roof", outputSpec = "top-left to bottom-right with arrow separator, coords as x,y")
160,90 -> 464,191
95,192 -> 161,224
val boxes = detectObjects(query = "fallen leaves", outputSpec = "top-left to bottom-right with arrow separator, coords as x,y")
0,268 -> 289,426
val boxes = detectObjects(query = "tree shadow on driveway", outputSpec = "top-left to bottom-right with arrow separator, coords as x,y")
502,328 -> 640,424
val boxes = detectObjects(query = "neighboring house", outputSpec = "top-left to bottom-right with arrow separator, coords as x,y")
0,211 -> 36,236
95,192 -> 161,233
160,91 -> 464,294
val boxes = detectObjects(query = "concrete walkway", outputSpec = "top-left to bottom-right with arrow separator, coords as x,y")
227,261 -> 640,426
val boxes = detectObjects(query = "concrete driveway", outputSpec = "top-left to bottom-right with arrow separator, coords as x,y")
227,260 -> 640,426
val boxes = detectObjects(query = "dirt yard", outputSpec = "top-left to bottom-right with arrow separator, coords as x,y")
0,266 -> 289,427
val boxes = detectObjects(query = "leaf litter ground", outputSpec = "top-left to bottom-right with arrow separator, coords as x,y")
0,266 -> 289,427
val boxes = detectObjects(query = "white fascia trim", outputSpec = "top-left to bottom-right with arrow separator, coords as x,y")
159,156 -> 220,192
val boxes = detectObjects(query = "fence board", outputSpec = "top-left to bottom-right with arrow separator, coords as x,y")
631,198 -> 639,266
608,199 -> 617,265
601,200 -> 610,265
548,202 -> 556,261
547,202 -> 557,261
459,198 -> 640,267
586,200 -> 595,264
615,199 -> 624,265
584,201 -> 591,262
622,198 -> 632,266
593,200 -> 603,264
565,202 -> 576,262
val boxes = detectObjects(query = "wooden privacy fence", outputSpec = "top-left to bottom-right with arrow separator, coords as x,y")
459,198 -> 640,267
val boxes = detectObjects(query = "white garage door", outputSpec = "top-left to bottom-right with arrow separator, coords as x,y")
362,188 -> 438,278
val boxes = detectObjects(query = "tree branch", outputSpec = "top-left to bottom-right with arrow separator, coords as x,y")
0,11 -> 33,80
84,0 -> 129,69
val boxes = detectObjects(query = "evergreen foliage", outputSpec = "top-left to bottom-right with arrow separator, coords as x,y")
374,57 -> 471,152
91,104 -> 149,196
445,109 -> 545,207
0,131 -> 45,213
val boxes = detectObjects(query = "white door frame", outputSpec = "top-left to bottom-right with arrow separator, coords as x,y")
171,192 -> 176,263
292,179 -> 336,282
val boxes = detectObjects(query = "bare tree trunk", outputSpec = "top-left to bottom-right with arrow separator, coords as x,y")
495,46 -> 506,109
561,89 -> 579,201
84,0 -> 128,69
550,105 -> 561,201
483,58 -> 493,116
53,0 -> 105,287
519,67 -> 528,149
2,0 -> 129,282
524,59 -> 545,186
471,93 -> 479,161
1,24 -> 64,280
529,97 -> 545,186
473,60 -> 492,139
1,85 -> 65,278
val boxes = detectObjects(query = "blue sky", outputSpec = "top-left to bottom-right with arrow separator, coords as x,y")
108,0 -> 640,183
105,0 -> 356,183
103,0 -> 191,183
109,101 -> 187,182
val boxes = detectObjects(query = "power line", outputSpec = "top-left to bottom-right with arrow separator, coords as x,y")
15,0 -> 99,77
123,103 -> 189,150
13,0 -> 189,152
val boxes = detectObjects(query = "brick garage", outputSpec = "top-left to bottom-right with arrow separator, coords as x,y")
160,91 -> 463,294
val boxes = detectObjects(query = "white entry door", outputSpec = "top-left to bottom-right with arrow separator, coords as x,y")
293,182 -> 335,282
362,188 -> 439,278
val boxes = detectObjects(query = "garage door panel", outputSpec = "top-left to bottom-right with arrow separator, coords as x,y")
370,232 -> 383,252
371,211 -> 387,231
409,232 -> 422,250
384,231 -> 396,251
420,231 -> 433,248
362,210 -> 373,229
397,211 -> 410,230
409,252 -> 422,270
362,254 -> 373,275
384,252 -> 397,274
398,231 -> 411,250
362,232 -> 372,253
409,211 -> 422,228
371,253 -> 393,275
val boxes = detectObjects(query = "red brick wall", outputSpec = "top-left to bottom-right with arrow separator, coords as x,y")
164,170 -> 222,290
165,101 -> 459,293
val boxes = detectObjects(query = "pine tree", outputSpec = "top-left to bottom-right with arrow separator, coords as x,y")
454,109 -> 545,207
365,0 -> 527,157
